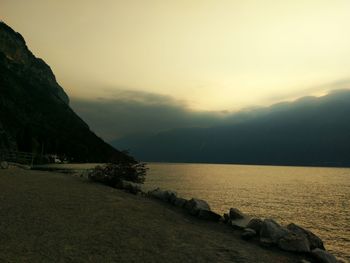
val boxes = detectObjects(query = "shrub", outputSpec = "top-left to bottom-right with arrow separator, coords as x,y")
88,160 -> 147,187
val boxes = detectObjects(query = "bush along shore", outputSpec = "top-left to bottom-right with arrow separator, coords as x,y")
86,165 -> 341,263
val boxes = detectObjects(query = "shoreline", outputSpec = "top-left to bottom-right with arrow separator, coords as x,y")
32,161 -> 350,170
0,166 -> 313,263
145,161 -> 350,169
30,163 -> 348,262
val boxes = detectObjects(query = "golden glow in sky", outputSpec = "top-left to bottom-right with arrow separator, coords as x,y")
2,0 -> 350,111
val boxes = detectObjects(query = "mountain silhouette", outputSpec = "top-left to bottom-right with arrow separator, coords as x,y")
114,90 -> 350,167
0,22 -> 128,162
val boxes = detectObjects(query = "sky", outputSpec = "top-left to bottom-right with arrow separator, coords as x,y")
2,0 -> 350,140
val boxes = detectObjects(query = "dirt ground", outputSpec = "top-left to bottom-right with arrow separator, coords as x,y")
0,167 -> 307,263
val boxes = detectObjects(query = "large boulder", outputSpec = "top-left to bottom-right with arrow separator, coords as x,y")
148,188 -> 177,202
246,218 -> 263,233
227,208 -> 252,230
230,216 -> 252,230
287,223 -> 325,250
311,248 -> 338,263
229,208 -> 245,220
147,188 -> 167,200
197,210 -> 222,222
185,198 -> 211,216
241,228 -> 257,240
278,232 -> 310,252
260,219 -> 289,244
173,197 -> 188,208
167,191 -> 179,204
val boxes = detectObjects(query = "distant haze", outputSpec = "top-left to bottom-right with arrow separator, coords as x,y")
71,86 -> 349,141
2,0 -> 350,112
113,90 -> 350,166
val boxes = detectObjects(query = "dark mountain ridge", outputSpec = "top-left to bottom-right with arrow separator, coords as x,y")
114,90 -> 350,167
0,22 -> 128,162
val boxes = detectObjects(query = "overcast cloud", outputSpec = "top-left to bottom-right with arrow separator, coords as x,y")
71,82 -> 350,142
70,90 -> 227,141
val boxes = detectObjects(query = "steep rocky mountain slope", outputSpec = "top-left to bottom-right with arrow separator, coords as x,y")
0,22 -> 128,162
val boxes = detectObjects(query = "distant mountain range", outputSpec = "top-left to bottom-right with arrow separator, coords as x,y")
113,90 -> 350,167
0,22 -> 128,162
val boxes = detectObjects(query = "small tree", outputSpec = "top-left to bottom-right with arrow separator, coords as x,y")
88,153 -> 147,187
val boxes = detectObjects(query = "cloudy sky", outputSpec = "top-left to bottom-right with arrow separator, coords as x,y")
2,0 -> 350,140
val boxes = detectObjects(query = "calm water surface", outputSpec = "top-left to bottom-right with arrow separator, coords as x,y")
144,163 -> 350,262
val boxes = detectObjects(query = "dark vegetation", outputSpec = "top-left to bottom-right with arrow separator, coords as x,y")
0,22 -> 128,162
88,154 -> 147,186
114,90 -> 350,167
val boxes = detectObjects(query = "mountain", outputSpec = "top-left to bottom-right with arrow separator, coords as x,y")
0,22 -> 128,162
113,90 -> 350,167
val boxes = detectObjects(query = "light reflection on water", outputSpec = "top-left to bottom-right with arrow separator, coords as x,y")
144,163 -> 350,262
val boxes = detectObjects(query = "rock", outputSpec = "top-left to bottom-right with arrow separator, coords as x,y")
287,223 -> 325,250
173,197 -> 188,208
165,190 -> 178,203
260,238 -> 274,247
183,198 -> 221,221
278,232 -> 310,252
0,161 -> 9,169
227,208 -> 252,229
223,213 -> 230,224
299,260 -> 311,263
230,216 -> 252,230
148,188 -> 177,202
246,218 -> 263,233
311,248 -> 338,263
229,208 -> 245,220
197,210 -> 222,222
147,188 -> 165,200
119,180 -> 141,194
260,219 -> 289,244
185,198 -> 211,216
241,228 -> 257,240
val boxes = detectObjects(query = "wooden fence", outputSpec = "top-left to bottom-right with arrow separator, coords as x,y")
0,150 -> 37,167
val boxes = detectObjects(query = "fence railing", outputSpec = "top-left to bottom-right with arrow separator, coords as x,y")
0,150 -> 37,167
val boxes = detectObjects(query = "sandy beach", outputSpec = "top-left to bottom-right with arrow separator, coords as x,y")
0,167 -> 308,262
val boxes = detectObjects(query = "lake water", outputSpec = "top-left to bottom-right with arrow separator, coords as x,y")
41,162 -> 350,261
144,163 -> 350,262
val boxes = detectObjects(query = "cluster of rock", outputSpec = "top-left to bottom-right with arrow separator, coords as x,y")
115,180 -> 142,195
112,183 -> 340,263
235,217 -> 338,263
147,188 -> 223,221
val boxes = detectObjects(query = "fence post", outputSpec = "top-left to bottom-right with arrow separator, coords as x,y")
31,153 -> 34,168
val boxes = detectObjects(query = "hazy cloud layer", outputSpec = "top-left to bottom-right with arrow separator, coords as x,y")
71,86 -> 350,142
70,90 -> 227,141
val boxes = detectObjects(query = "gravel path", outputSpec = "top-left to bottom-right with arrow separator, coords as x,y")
0,167 -> 306,263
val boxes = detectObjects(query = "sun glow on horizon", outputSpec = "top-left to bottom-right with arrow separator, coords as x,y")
2,0 -> 350,111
